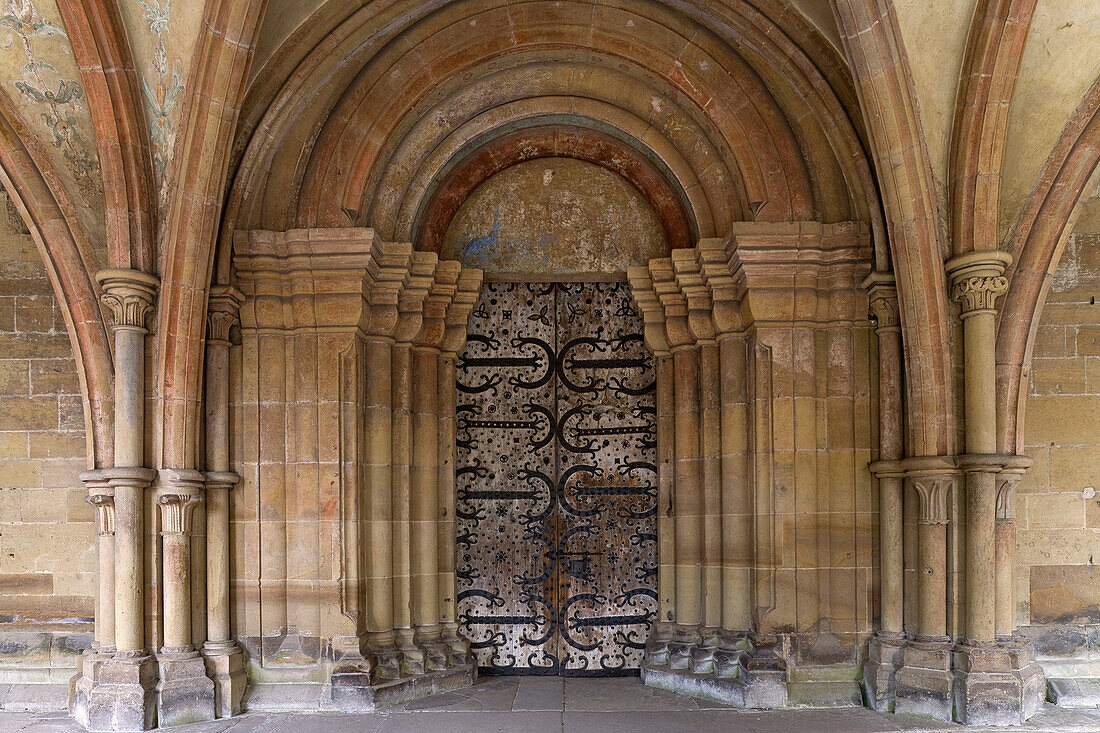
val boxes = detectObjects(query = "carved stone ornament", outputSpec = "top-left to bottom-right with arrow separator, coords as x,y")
869,291 -> 900,330
206,285 -> 244,342
96,268 -> 159,330
951,275 -> 1009,315
86,494 -> 115,535
912,476 -> 952,524
157,493 -> 203,535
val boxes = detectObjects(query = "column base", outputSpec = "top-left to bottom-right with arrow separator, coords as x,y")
442,623 -> 472,668
414,626 -> 452,672
81,653 -> 158,732
71,647 -> 114,728
366,631 -> 402,682
201,641 -> 246,718
396,628 -> 426,676
862,633 -> 905,712
953,640 -> 1046,725
642,628 -> 787,709
894,637 -> 953,722
156,650 -> 215,727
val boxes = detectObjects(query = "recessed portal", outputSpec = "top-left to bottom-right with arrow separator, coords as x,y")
455,282 -> 657,675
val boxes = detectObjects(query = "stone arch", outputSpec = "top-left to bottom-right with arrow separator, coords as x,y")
996,75 -> 1100,454
0,90 -> 113,468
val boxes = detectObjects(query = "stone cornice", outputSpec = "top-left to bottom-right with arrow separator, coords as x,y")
442,268 -> 484,356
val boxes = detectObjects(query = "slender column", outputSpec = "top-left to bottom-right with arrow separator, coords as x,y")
672,345 -> 703,631
438,271 -> 481,667
411,345 -> 444,668
86,481 -> 116,653
995,457 -> 1029,638
201,284 -> 245,718
158,488 -> 203,652
947,252 -> 1010,645
893,457 -> 956,722
910,472 -> 951,641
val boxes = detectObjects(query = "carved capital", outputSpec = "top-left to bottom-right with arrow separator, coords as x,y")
911,476 -> 952,524
996,455 -> 1033,520
395,252 -> 438,344
96,269 -> 159,331
627,266 -> 668,356
207,285 -> 244,343
86,494 -> 115,535
441,268 -> 483,355
945,250 -> 1011,316
863,271 -> 899,331
157,494 -> 203,535
951,276 -> 1009,315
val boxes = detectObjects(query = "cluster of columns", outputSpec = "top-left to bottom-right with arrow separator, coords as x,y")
231,229 -> 481,711
627,222 -> 874,707
70,270 -> 252,731
357,248 -> 482,687
864,252 -> 1044,725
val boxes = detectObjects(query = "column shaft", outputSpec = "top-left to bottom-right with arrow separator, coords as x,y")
204,336 -> 233,644
437,355 -> 458,627
410,347 -> 440,629
672,347 -> 702,627
365,338 -> 394,634
995,516 -> 1015,637
718,336 -> 750,631
391,344 -> 413,632
917,519 -> 948,639
698,342 -> 721,629
115,481 -> 144,653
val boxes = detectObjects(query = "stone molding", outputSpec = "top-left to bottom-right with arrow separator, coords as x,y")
629,221 -> 873,348
81,469 -> 115,535
945,250 -> 1012,317
96,268 -> 159,331
203,470 -> 240,492
996,455 -> 1032,520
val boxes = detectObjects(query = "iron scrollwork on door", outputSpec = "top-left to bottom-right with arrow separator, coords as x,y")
456,282 -> 657,675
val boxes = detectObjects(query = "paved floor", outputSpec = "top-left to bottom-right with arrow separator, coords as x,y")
3,676 -> 1100,732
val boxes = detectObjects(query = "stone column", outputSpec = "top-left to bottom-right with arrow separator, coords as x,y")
438,270 -> 481,668
202,285 -> 245,716
947,251 -> 1043,725
71,475 -> 115,726
155,470 -> 215,726
391,255 -> 436,676
894,456 -> 955,722
863,273 -> 906,710
409,267 -> 454,672
80,269 -> 159,731
995,456 -> 1030,639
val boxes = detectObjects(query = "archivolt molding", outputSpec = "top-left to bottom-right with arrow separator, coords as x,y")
219,0 -> 882,282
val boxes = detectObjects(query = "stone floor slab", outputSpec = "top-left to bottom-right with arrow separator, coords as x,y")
512,677 -> 564,711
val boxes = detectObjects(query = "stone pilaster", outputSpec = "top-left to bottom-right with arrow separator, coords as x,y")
72,473 -> 115,728
155,471 -> 215,727
201,285 -> 246,718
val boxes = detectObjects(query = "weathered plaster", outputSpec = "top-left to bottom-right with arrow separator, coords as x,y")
441,158 -> 669,275
0,0 -> 102,258
1002,1 -> 1100,247
893,0 -> 978,233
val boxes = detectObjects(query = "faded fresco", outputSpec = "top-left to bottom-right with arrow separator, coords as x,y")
0,0 -> 103,250
441,158 -> 669,275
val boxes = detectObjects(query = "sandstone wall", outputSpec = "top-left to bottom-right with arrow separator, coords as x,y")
1019,187 -> 1100,676
0,194 -> 93,702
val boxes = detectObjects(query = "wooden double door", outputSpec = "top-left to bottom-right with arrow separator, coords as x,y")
455,282 -> 658,675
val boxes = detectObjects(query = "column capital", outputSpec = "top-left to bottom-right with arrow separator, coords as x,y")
157,493 -> 203,535
85,493 -> 115,535
206,285 -> 244,343
96,268 -> 159,331
902,456 -> 958,525
996,455 -> 1033,520
862,272 -> 900,332
946,251 -> 1011,317
441,267 -> 483,356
